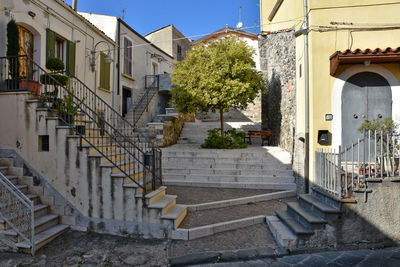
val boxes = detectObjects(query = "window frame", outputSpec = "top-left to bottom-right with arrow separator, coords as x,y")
123,37 -> 133,76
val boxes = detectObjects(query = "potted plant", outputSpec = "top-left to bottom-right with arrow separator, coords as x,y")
40,57 -> 69,98
358,118 -> 399,175
6,18 -> 20,89
55,91 -> 79,126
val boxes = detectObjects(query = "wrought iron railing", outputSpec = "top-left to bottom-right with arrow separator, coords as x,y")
315,130 -> 399,199
0,55 -> 162,196
0,171 -> 34,255
126,75 -> 159,128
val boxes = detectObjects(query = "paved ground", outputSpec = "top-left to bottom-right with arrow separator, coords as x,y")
180,197 -> 296,228
166,186 -> 279,205
2,231 -> 398,266
0,231 -> 169,267
169,224 -> 277,258
188,246 -> 400,267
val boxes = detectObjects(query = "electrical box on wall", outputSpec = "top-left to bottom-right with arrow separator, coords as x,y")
318,130 -> 330,145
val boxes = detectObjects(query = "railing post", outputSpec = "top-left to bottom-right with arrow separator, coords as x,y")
337,145 -> 342,198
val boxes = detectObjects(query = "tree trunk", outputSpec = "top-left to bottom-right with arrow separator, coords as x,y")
220,108 -> 224,137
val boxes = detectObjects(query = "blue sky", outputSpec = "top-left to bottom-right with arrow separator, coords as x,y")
66,0 -> 260,39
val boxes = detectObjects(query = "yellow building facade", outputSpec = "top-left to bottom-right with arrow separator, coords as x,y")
260,0 -> 400,187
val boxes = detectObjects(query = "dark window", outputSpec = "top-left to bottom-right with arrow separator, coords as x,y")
177,44 -> 183,61
123,38 -> 133,76
39,135 -> 49,151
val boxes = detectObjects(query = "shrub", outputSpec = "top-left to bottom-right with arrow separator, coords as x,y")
45,57 -> 65,72
40,73 -> 68,86
201,128 -> 247,149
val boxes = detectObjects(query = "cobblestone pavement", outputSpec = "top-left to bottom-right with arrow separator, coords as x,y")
166,186 -> 279,205
180,197 -> 296,228
182,246 -> 400,267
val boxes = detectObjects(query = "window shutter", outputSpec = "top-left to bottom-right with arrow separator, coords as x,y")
46,29 -> 56,61
100,52 -> 110,91
66,41 -> 76,75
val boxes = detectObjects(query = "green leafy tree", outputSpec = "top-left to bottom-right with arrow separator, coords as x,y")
171,35 -> 265,136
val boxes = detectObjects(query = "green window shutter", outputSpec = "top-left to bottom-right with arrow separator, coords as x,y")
46,29 -> 56,61
66,41 -> 76,75
99,52 -> 110,91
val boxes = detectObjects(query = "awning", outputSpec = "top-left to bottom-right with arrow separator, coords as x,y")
329,47 -> 400,76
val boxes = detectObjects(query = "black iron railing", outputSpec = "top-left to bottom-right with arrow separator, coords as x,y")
126,75 -> 159,128
0,55 -> 162,195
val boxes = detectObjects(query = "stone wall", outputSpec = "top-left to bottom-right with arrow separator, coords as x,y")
259,30 -> 305,193
259,30 -> 296,151
162,113 -> 195,147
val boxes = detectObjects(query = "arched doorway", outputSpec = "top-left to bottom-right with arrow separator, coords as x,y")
341,71 -> 392,148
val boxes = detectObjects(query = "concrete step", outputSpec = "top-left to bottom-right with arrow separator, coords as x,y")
162,168 -> 293,177
16,224 -> 69,252
163,156 -> 291,165
298,194 -> 341,220
163,180 -> 296,190
163,162 -> 290,171
163,174 -> 294,184
275,210 -> 314,236
266,216 -> 297,248
148,195 -> 177,216
34,204 -> 49,218
161,204 -> 187,228
286,202 -> 327,230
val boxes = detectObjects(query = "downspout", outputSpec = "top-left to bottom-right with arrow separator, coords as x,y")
117,20 -> 120,97
303,0 -> 310,193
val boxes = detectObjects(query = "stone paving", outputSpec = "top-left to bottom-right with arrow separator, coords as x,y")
1,229 -> 399,266
178,246 -> 400,266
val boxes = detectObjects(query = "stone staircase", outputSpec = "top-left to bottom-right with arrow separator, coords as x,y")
0,158 -> 70,253
0,93 -> 189,251
266,187 -> 342,248
162,145 -> 296,190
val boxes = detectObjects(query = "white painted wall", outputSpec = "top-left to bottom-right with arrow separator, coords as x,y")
0,0 -> 117,107
79,12 -> 174,114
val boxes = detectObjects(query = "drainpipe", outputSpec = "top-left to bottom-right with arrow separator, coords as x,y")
117,20 -> 120,97
303,0 -> 310,193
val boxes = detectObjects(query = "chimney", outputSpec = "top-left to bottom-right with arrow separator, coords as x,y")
72,0 -> 77,11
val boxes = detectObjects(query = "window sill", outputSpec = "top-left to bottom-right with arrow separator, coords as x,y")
98,87 -> 111,94
122,73 -> 135,81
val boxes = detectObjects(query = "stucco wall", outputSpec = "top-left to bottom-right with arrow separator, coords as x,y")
0,92 -> 173,238
0,0 -> 117,108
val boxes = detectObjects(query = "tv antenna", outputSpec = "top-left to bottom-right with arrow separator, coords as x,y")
120,8 -> 126,20
236,5 -> 243,29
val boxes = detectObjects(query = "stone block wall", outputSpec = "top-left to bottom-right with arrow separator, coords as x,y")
259,30 -> 296,151
259,30 -> 305,193
162,113 -> 195,147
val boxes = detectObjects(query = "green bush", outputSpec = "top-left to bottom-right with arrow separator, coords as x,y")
40,73 -> 69,86
46,57 -> 65,72
6,19 -> 19,79
201,128 -> 247,149
358,118 -> 395,134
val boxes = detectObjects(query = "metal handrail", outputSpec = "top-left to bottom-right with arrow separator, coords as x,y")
315,130 -> 399,199
0,171 -> 34,255
129,75 -> 159,128
0,55 -> 162,194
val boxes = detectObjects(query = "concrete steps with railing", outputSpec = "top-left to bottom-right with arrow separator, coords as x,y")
0,158 -> 70,253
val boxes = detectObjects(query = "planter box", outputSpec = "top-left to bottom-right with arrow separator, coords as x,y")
19,79 -> 42,95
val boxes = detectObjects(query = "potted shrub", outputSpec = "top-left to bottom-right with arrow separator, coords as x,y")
55,91 -> 79,126
40,57 -> 68,98
6,18 -> 19,89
